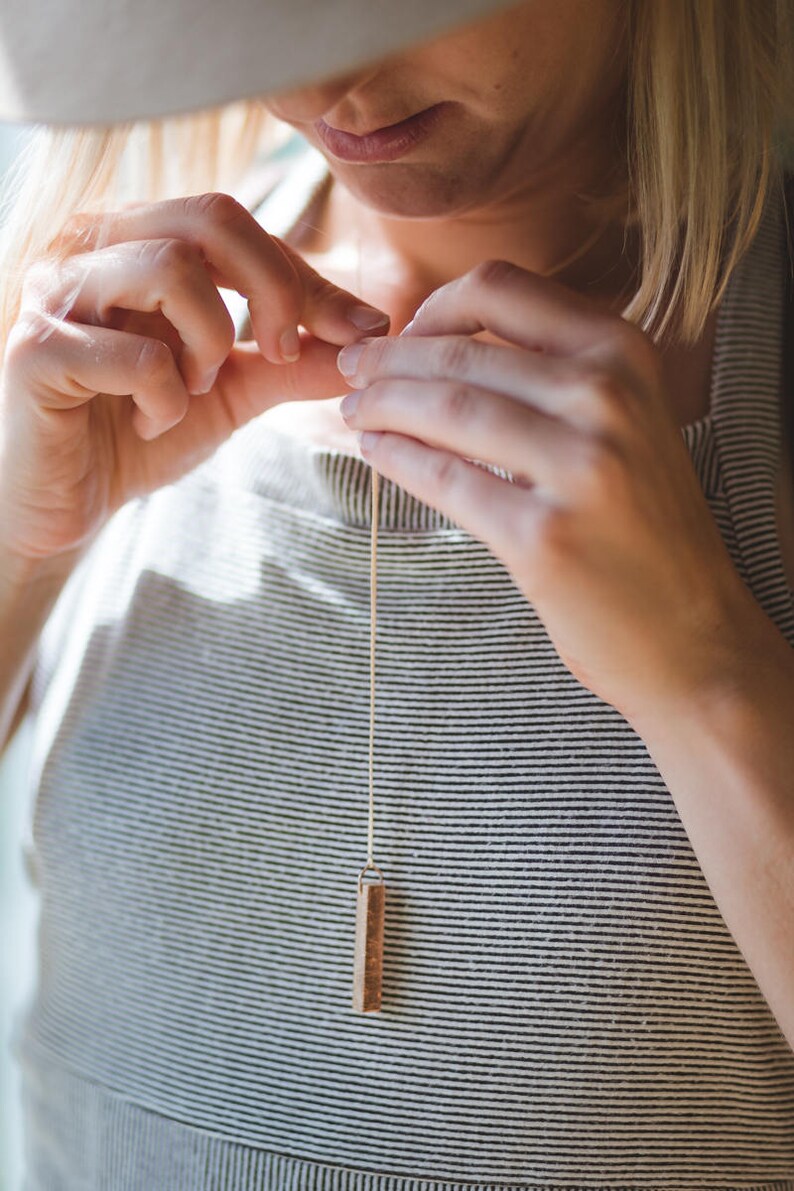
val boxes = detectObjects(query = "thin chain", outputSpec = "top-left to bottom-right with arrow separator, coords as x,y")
368,467 -> 378,863
357,226 -> 378,866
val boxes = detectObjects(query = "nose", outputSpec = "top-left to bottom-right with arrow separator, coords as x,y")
266,60 -> 386,125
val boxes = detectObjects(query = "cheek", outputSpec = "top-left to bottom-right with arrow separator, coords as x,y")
436,0 -> 626,118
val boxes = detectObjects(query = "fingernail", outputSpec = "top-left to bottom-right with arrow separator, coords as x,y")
358,431 -> 382,453
192,366 -> 218,395
279,325 -> 301,363
138,416 -> 164,441
347,305 -> 390,331
337,341 -> 365,377
339,391 -> 360,420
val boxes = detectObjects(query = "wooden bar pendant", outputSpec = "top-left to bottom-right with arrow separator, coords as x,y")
352,864 -> 385,1013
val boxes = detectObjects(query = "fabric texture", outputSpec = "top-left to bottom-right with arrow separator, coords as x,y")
12,136 -> 794,1188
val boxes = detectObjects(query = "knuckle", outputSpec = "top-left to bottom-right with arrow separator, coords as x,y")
583,367 -> 634,424
10,308 -> 53,342
470,257 -> 517,289
437,335 -> 472,377
4,311 -> 58,372
442,381 -> 477,423
429,450 -> 460,489
185,190 -> 245,228
146,237 -> 196,280
134,337 -> 175,384
572,434 -> 627,499
57,211 -> 96,250
532,502 -> 574,563
20,258 -> 61,306
293,249 -> 341,297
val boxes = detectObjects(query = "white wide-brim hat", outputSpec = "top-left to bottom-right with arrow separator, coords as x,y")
0,0 -> 520,127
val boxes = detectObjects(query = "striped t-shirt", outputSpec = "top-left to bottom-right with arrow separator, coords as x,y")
13,138 -> 794,1188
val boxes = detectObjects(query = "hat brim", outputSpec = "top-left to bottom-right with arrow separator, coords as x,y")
0,0 -> 519,126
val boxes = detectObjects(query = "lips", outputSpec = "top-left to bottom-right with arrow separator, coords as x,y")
314,103 -> 447,164
325,110 -> 427,137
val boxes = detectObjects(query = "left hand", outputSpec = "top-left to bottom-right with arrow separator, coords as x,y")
336,258 -> 762,729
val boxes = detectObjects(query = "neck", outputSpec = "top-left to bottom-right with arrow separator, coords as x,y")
294,123 -> 718,433
310,124 -> 639,319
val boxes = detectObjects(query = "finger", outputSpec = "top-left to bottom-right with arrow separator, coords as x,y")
341,376 -> 578,496
274,235 -> 392,344
212,333 -> 361,428
10,310 -> 190,439
401,258 -> 635,360
26,241 -> 236,397
52,195 -> 391,365
54,197 -> 299,366
337,333 -> 625,432
353,429 -> 543,559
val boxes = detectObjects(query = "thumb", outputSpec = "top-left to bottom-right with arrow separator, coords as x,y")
215,331 -> 370,430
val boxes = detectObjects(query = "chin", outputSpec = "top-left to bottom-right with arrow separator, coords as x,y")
329,162 -> 476,221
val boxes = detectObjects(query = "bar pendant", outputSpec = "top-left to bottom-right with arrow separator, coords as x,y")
352,868 -> 385,1013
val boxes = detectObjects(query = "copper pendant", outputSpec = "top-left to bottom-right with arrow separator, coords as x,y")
352,861 -> 385,1013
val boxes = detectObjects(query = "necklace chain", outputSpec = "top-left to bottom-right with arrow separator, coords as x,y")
359,226 -> 378,866
368,466 -> 378,862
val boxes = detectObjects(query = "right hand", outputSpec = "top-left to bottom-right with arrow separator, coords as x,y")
0,191 -> 391,563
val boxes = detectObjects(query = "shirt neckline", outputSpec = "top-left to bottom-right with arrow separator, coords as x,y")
241,137 -> 718,449
218,143 -> 794,640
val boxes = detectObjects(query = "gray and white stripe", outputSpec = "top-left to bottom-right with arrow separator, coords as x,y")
13,139 -> 794,1188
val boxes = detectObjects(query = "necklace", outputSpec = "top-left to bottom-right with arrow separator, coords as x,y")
340,178 -> 633,1014
351,227 -> 386,1014
351,464 -> 385,1013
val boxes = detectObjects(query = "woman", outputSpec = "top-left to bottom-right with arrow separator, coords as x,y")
1,0 -> 794,1185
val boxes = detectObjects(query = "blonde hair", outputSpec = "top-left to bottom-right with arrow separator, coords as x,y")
1,0 -> 793,351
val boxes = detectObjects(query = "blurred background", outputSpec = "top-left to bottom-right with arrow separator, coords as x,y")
0,121 -> 36,1191
0,724 -> 34,1191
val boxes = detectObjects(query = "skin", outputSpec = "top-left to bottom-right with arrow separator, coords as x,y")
255,0 -> 779,727
264,3 -> 794,1059
2,0 -> 794,1066
265,0 -> 636,307
262,0 -> 721,441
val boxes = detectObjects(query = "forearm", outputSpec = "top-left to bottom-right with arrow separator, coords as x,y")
629,607 -> 794,1053
0,542 -> 82,753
